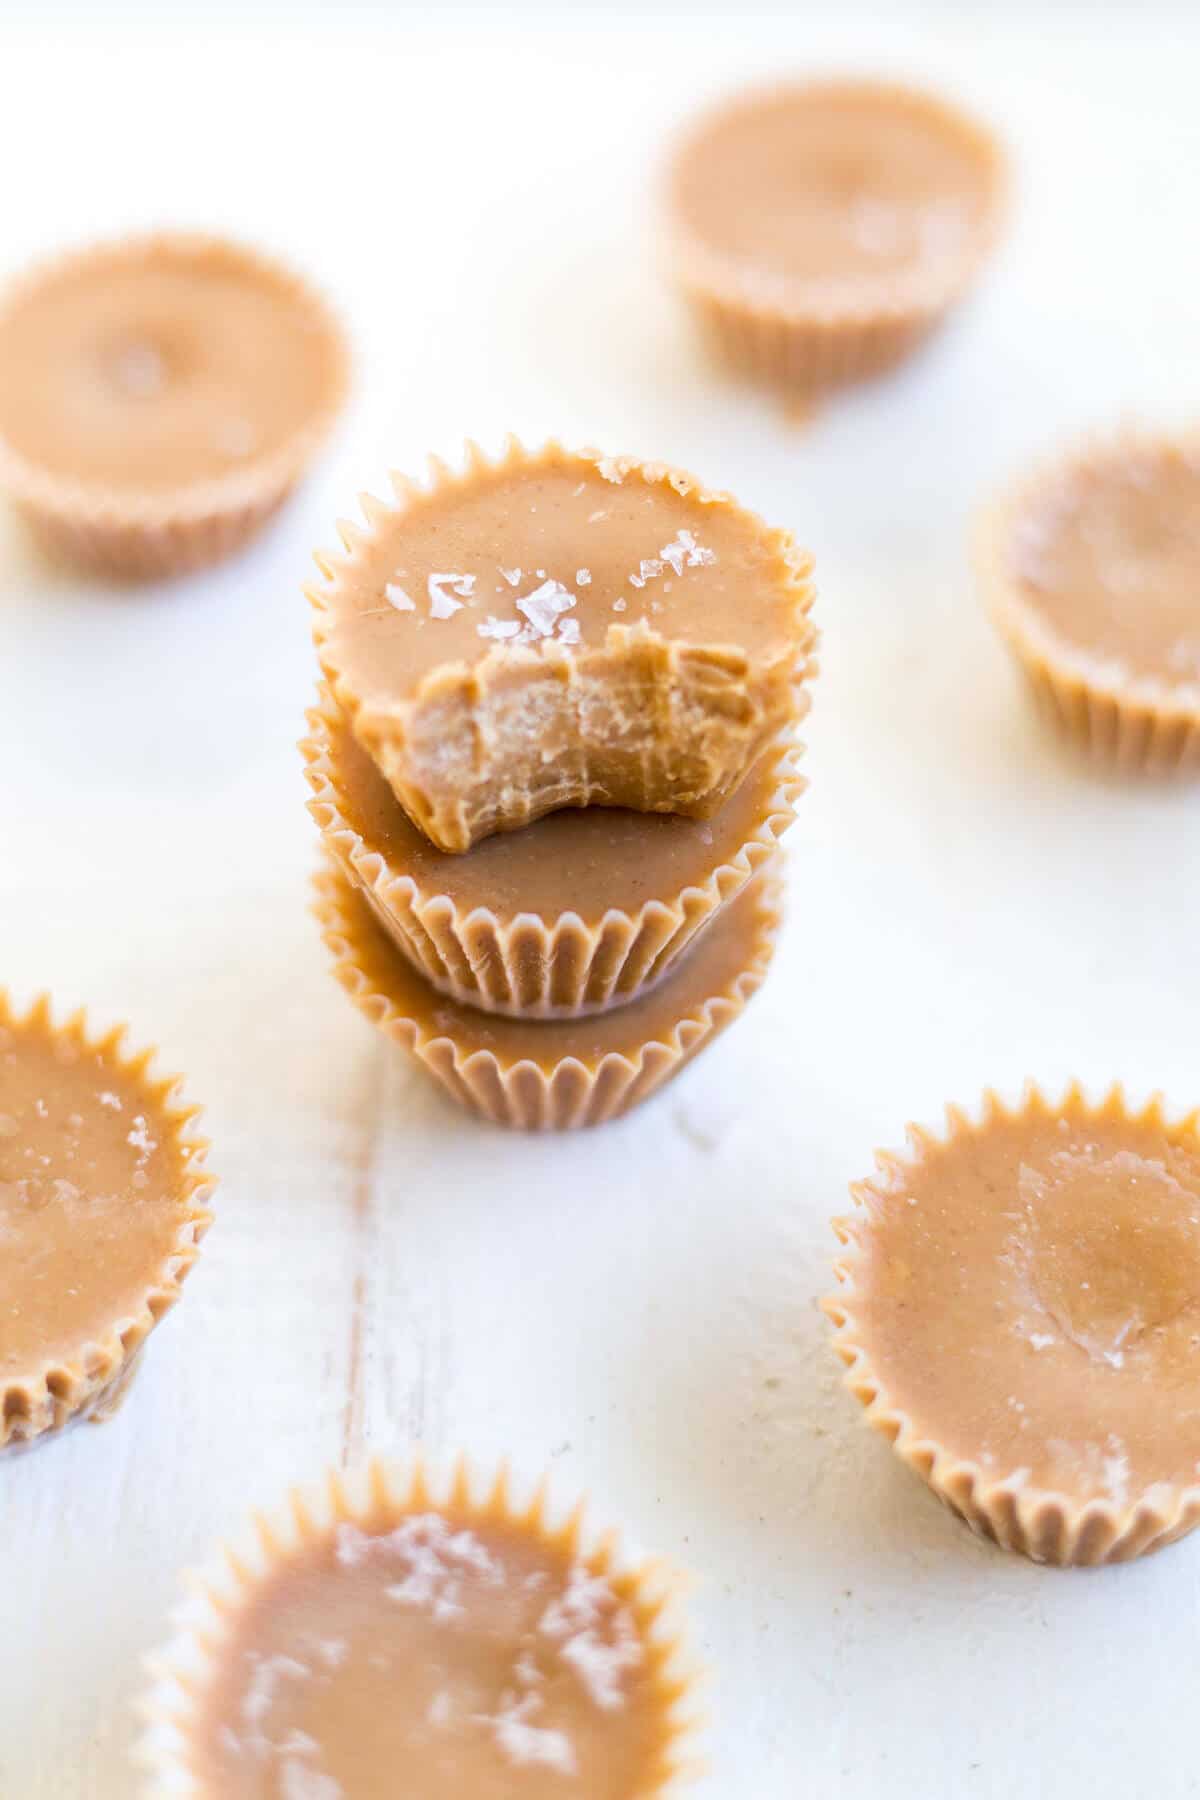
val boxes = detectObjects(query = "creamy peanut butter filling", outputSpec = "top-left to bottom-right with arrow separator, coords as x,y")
850,1097 -> 1200,1503
0,236 -> 343,495
324,700 -> 789,923
312,445 -> 813,853
193,1508 -> 672,1799
1004,440 -> 1200,688
669,82 -> 999,304
0,1009 -> 193,1386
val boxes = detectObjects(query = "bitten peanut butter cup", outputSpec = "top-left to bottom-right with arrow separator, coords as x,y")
0,992 -> 213,1448
314,856 -> 781,1130
665,78 -> 1005,395
825,1085 -> 1200,1566
308,439 -> 815,853
0,232 -> 348,576
302,686 -> 802,1018
979,431 -> 1200,771
139,1455 -> 701,1798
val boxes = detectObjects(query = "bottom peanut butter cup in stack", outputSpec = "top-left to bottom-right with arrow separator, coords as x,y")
139,1455 -> 701,1798
0,991 -> 214,1448
315,858 -> 780,1130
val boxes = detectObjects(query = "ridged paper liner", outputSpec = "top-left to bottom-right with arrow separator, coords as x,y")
0,232 -> 348,578
308,438 -> 817,853
823,1083 -> 1200,1567
665,78 -> 1006,396
137,1450 -> 704,1796
978,431 -> 1200,772
0,991 -> 214,1449
302,685 -> 803,1018
314,856 -> 781,1130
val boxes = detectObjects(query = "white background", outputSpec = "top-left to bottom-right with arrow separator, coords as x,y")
3,1 -> 1200,1795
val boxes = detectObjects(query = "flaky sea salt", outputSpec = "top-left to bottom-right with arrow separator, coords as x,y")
279,1730 -> 320,1757
558,1613 -> 641,1711
477,617 -> 523,641
334,1524 -> 368,1567
385,583 -> 416,612
427,573 -> 476,618
659,528 -> 716,575
484,1693 -> 576,1775
517,579 -> 577,638
127,1117 -> 156,1156
628,558 -> 663,590
538,1563 -> 642,1710
576,568 -> 591,586
350,1514 -> 504,1621
241,1653 -> 312,1741
1102,1437 -> 1130,1507
500,567 -> 522,587
278,1761 -> 342,1800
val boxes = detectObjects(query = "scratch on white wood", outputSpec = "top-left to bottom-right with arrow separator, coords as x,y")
340,1044 -> 387,1470
356,1062 -> 457,1459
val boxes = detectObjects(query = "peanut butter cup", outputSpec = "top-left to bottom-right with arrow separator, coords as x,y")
303,687 -> 801,1018
666,79 -> 1004,394
0,232 -> 347,575
980,432 -> 1200,770
825,1085 -> 1200,1565
315,857 -> 780,1130
308,440 -> 815,852
0,991 -> 213,1447
140,1456 -> 699,1798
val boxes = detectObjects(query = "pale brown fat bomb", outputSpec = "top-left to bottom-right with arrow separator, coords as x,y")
825,1086 -> 1200,1565
316,857 -> 780,1130
303,688 -> 802,1017
309,441 -> 815,854
0,232 -> 347,575
0,994 -> 213,1447
141,1461 -> 698,1799
980,432 -> 1200,770
665,79 -> 1005,392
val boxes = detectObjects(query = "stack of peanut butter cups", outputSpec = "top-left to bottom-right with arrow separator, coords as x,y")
304,439 -> 817,1129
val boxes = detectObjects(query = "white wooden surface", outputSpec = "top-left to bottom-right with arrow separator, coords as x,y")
3,2 -> 1200,1795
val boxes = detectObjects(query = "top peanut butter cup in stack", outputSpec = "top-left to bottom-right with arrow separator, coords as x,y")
309,439 -> 815,852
